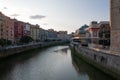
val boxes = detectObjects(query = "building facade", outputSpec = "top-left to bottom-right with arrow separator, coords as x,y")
24,23 -> 31,36
110,0 -> 120,54
79,25 -> 89,44
75,24 -> 89,38
57,31 -> 68,41
88,21 -> 99,44
98,21 -> 110,48
30,24 -> 40,41
4,17 -> 14,43
14,20 -> 25,43
0,12 -> 5,39
0,12 -> 14,43
39,28 -> 46,42
45,29 -> 58,41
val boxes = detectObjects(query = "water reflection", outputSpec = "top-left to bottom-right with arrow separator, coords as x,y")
0,46 -> 117,80
54,47 -> 68,54
0,49 -> 41,80
71,53 -> 116,80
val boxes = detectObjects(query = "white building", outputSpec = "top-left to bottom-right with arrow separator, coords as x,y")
24,23 -> 31,36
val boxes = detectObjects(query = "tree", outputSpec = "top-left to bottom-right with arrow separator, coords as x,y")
7,40 -> 12,45
0,39 -> 12,46
0,38 -> 6,46
20,36 -> 33,44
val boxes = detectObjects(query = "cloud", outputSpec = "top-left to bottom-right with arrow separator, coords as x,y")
43,23 -> 48,25
1,7 -> 7,11
30,15 -> 46,20
10,14 -> 19,17
3,7 -> 7,10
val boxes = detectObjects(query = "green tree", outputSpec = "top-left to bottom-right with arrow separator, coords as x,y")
0,38 -> 6,46
0,38 -> 12,46
20,36 -> 33,44
7,40 -> 12,45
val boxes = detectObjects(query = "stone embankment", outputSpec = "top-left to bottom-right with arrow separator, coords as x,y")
0,41 -> 68,58
71,44 -> 120,80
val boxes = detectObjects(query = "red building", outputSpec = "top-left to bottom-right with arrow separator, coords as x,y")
13,19 -> 25,43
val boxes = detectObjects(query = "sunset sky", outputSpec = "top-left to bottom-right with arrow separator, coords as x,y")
0,0 -> 109,33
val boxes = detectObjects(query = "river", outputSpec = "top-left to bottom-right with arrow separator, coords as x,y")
0,46 -> 116,80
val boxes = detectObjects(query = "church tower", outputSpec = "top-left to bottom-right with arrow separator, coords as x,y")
110,0 -> 120,54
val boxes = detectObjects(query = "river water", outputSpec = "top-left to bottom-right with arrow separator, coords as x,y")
0,46 -> 116,80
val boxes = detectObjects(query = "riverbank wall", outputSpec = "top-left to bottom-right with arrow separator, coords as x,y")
0,41 -> 69,58
71,44 -> 120,80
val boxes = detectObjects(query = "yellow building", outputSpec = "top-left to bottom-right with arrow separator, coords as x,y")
5,17 -> 14,43
0,12 -> 14,43
30,24 -> 40,41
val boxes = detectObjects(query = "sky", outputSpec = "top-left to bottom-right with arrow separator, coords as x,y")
0,0 -> 109,33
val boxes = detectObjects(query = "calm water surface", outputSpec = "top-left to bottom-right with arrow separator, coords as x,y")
0,46 -> 116,80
